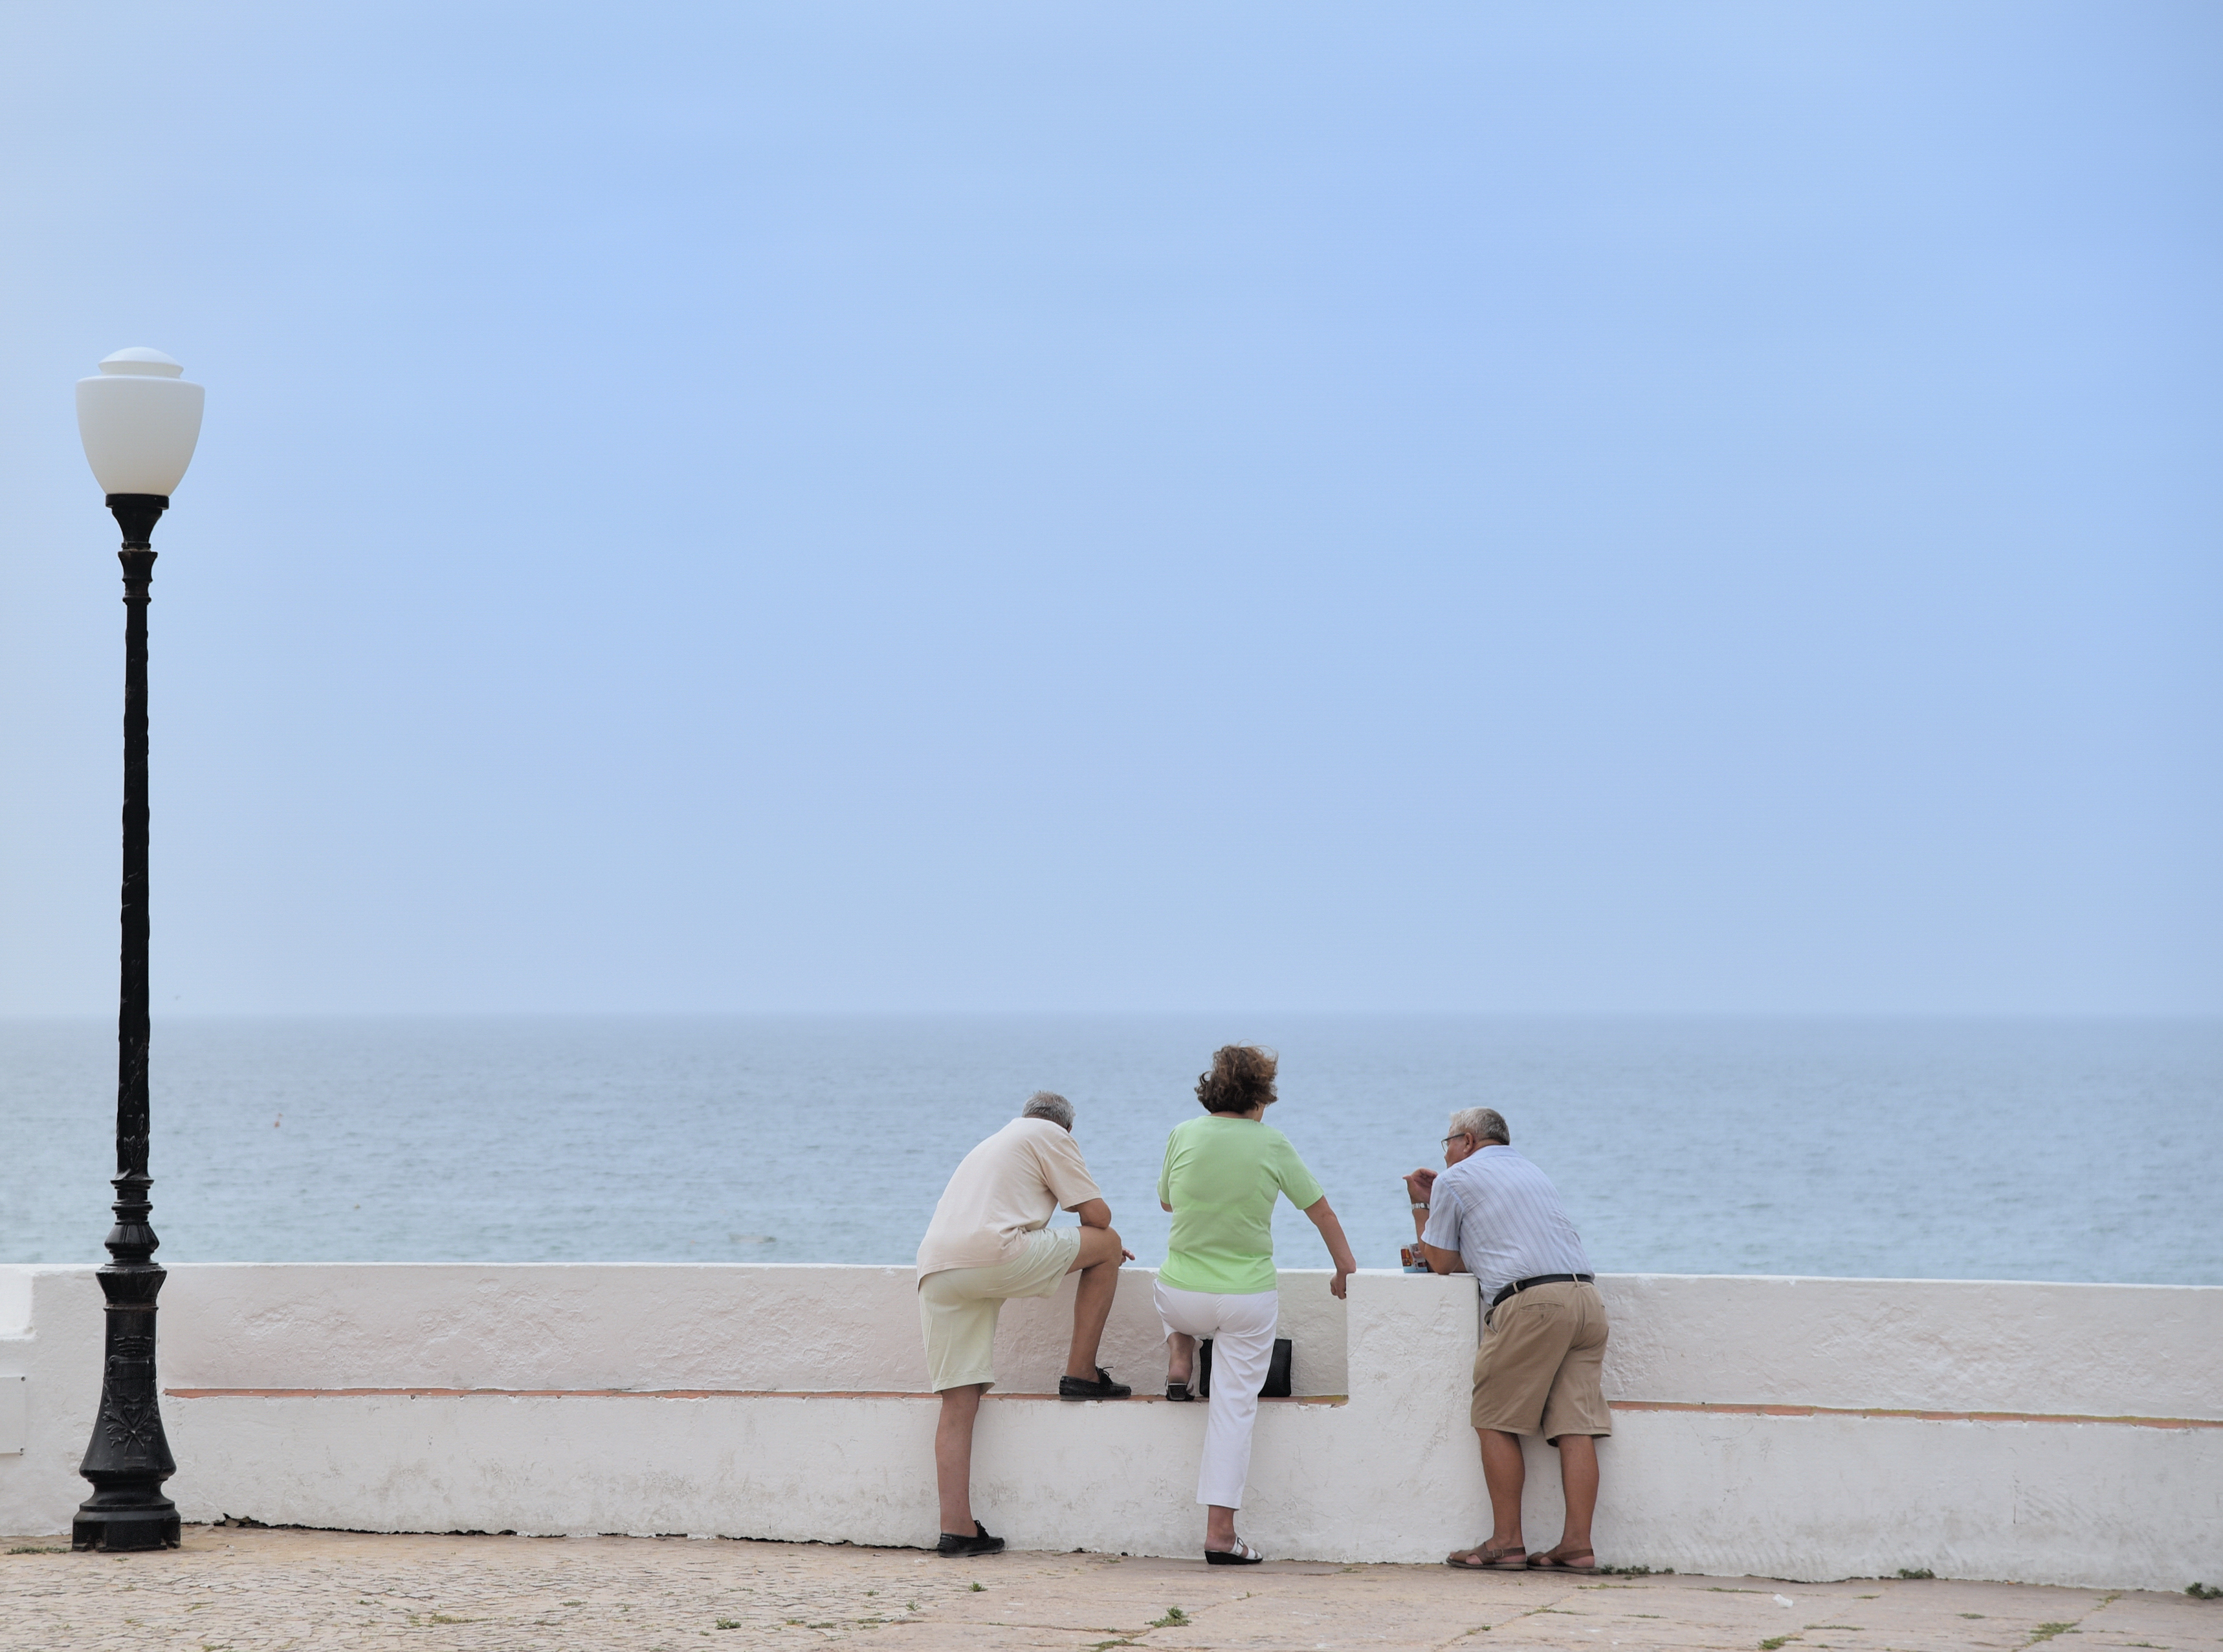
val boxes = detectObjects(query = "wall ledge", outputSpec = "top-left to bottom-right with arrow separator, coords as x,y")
1610,1400 -> 2223,1429
163,1387 -> 1349,1405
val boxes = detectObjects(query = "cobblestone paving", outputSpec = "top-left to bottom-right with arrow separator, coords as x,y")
3,1528 -> 2218,1652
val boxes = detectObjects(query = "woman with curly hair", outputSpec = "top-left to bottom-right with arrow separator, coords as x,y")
1156,1043 -> 1357,1564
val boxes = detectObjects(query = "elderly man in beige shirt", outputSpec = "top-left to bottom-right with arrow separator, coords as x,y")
916,1090 -> 1134,1556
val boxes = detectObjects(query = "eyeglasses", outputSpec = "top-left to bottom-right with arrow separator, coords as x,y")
1441,1133 -> 1474,1149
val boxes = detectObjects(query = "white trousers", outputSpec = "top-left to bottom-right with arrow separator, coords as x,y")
1155,1281 -> 1279,1510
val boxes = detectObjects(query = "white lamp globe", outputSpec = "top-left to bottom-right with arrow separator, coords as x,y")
76,348 -> 205,498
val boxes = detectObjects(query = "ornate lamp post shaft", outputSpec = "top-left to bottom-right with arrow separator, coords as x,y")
73,501 -> 181,1552
69,346 -> 201,1552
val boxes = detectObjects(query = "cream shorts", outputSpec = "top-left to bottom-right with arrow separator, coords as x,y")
917,1226 -> 1084,1393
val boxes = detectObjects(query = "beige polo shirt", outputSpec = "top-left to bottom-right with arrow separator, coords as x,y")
916,1116 -> 1103,1281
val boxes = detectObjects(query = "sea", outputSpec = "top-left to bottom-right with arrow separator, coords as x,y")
1,1015 -> 2217,1286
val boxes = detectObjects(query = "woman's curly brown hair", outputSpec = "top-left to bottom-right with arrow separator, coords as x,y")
1196,1044 -> 1279,1115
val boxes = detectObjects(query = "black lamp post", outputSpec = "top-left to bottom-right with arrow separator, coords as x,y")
69,347 -> 206,1552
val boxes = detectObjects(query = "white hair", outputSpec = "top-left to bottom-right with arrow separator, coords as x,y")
1449,1106 -> 1509,1145
1022,1091 -> 1075,1130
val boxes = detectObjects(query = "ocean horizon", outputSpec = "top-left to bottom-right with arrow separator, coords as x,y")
3,1012 -> 2217,1288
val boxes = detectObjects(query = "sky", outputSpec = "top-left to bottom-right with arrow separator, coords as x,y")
0,3 -> 2216,1017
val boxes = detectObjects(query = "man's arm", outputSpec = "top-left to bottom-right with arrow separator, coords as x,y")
1404,1167 -> 1438,1242
1414,1178 -> 1466,1274
1070,1197 -> 1112,1228
1421,1242 -> 1466,1275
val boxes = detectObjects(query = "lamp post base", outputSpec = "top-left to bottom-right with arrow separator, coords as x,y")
72,1498 -> 181,1552
74,1188 -> 179,1550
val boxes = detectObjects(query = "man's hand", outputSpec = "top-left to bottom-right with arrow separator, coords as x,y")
1404,1167 -> 1438,1204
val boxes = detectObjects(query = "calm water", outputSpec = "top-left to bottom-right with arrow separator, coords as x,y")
1,1015 -> 2216,1285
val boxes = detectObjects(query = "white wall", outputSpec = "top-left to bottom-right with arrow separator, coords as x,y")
2,1264 -> 2216,1591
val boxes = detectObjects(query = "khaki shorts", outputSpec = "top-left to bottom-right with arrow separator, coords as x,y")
917,1227 -> 1084,1393
1471,1279 -> 1612,1440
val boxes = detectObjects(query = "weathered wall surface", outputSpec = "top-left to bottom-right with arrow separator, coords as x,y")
3,1264 -> 2217,1590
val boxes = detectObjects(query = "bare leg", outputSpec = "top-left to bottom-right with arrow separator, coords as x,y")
935,1384 -> 986,1535
1549,1433 -> 1598,1556
1167,1331 -> 1197,1384
1206,1503 -> 1237,1549
1064,1227 -> 1125,1380
1477,1428 -> 1527,1551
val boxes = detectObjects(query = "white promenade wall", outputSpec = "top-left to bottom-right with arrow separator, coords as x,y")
2,1264 -> 2216,1591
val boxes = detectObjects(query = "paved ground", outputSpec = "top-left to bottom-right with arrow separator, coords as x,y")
3,1528 -> 2217,1652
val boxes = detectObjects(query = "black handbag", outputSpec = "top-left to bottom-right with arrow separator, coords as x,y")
1195,1337 -> 1292,1400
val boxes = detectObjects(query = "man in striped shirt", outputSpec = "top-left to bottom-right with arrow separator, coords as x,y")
1406,1107 -> 1610,1574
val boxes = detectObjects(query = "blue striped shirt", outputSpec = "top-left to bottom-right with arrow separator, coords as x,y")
1420,1145 -> 1591,1300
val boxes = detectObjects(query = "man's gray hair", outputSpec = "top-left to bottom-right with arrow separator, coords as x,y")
1022,1090 -> 1076,1130
1450,1106 -> 1509,1145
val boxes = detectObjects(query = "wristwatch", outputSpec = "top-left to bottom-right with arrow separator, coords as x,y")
1410,1202 -> 1430,1213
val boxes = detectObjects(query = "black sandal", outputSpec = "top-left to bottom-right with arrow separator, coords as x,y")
1206,1539 -> 1264,1565
1166,1380 -> 1193,1402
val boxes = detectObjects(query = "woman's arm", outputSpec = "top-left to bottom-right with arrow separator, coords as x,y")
1301,1196 -> 1359,1299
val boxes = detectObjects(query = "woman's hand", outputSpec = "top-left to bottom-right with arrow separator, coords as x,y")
1329,1269 -> 1350,1301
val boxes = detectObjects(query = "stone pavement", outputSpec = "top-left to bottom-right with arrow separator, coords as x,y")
3,1527 -> 2218,1652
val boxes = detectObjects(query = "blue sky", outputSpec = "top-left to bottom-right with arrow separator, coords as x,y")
0,3 -> 2216,1015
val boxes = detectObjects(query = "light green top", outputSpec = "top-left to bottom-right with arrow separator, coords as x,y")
1156,1114 -> 1327,1295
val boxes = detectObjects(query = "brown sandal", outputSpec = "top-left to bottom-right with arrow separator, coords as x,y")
1527,1546 -> 1596,1571
1446,1542 -> 1528,1570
